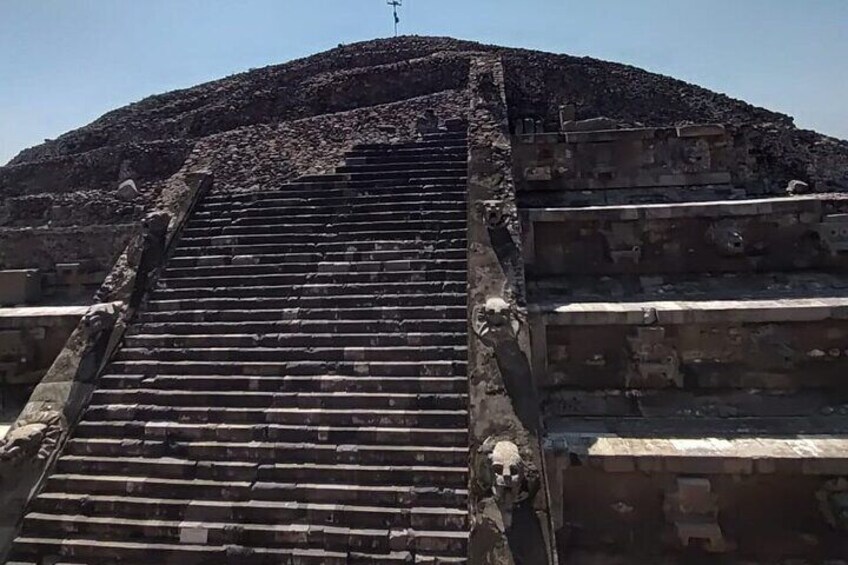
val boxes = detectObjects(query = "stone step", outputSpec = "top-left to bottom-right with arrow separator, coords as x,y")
147,291 -> 466,308
167,248 -> 466,268
353,139 -> 467,151
53,458 -> 467,489
194,198 -> 466,219
420,131 -> 467,140
330,217 -> 464,230
113,345 -> 467,363
181,218 -> 467,237
259,463 -> 469,488
181,224 -> 330,238
98,374 -> 468,394
128,319 -> 466,335
11,536 -> 456,564
201,185 -> 467,207
160,258 -> 467,278
124,332 -> 467,348
168,252 -> 324,268
146,292 -> 466,311
76,421 -> 468,447
189,207 -> 466,226
137,305 -> 466,323
29,494 -> 468,530
171,239 -> 467,257
20,514 -> 468,556
187,210 -> 467,229
344,154 -> 466,166
208,177 -> 467,199
41,477 -> 467,508
346,143 -> 466,154
106,359 -> 466,377
65,438 -> 468,467
336,162 -> 466,174
203,179 -> 466,202
89,389 -> 468,411
84,405 -> 467,427
196,191 -> 466,212
176,228 -> 467,247
156,269 -> 467,288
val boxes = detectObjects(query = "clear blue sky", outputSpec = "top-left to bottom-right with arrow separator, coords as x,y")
1,0 -> 846,165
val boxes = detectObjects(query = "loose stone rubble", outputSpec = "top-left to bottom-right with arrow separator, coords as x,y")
0,36 -> 847,564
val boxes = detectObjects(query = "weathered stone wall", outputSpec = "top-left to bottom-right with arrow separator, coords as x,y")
501,51 -> 848,193
513,125 -> 754,206
0,226 -> 135,273
543,318 -> 848,393
560,469 -> 848,562
524,196 -> 848,279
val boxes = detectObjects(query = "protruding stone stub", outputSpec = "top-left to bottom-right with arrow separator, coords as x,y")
473,296 -> 521,347
116,179 -> 139,200
787,179 -> 811,195
664,477 -> 731,553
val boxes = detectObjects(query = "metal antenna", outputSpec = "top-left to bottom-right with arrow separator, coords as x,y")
387,0 -> 402,37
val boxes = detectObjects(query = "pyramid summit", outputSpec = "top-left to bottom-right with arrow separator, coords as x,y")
1,36 -> 847,563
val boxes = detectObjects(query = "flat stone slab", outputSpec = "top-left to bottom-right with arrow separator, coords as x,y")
522,194 -> 845,222
549,432 -> 848,475
0,305 -> 90,329
532,296 -> 848,325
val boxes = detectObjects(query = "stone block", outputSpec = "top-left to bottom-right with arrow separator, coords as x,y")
0,270 -> 41,306
676,124 -> 726,138
525,166 -> 552,181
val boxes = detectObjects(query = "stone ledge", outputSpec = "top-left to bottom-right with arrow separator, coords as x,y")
549,432 -> 848,474
0,306 -> 90,328
514,124 -> 727,145
523,195 -> 835,222
531,297 -> 848,325
525,171 -> 733,192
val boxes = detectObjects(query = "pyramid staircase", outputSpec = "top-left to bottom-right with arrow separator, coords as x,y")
9,130 -> 471,563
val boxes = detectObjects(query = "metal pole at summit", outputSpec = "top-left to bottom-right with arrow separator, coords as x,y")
387,0 -> 402,37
